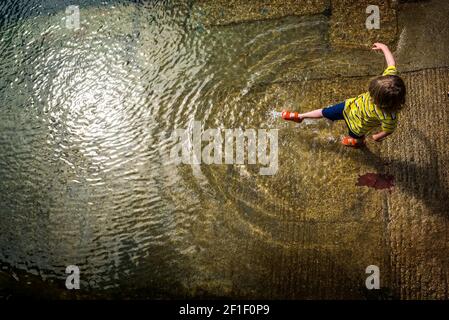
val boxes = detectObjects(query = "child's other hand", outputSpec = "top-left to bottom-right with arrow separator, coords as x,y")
372,43 -> 388,51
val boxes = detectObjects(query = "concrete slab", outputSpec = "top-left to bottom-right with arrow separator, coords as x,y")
395,0 -> 449,72
193,0 -> 328,26
329,0 -> 398,49
266,47 -> 388,82
378,67 -> 449,299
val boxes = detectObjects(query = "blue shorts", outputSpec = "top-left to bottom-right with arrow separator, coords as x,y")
322,102 -> 363,139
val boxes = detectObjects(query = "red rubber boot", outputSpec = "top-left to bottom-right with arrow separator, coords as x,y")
281,111 -> 303,123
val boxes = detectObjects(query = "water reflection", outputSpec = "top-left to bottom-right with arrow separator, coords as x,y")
0,0 -> 355,294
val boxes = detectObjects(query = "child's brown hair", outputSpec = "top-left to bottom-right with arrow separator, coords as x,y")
369,75 -> 406,112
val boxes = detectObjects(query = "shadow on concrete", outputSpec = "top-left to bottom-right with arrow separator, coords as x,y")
299,127 -> 448,217
359,128 -> 449,217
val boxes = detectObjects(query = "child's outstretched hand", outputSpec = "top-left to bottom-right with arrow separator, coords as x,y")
372,42 -> 388,51
372,42 -> 396,67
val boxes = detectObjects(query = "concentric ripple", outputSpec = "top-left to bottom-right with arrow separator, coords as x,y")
0,0 -> 337,293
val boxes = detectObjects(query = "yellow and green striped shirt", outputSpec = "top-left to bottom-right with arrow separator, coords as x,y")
343,66 -> 399,136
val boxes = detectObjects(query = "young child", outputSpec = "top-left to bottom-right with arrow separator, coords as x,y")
281,43 -> 406,147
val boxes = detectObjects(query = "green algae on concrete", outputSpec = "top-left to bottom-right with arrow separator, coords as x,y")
330,0 -> 398,49
268,47 -> 390,83
194,0 -> 398,47
193,0 -> 329,26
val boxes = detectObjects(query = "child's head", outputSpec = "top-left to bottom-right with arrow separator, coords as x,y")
369,75 -> 406,112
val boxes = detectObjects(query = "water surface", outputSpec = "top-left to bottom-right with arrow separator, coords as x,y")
0,0 -> 379,296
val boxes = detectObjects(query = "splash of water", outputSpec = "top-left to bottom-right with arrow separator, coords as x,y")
264,109 -> 283,127
270,110 -> 283,119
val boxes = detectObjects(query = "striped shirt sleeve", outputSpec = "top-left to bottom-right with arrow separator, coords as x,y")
381,117 -> 398,133
382,66 -> 397,76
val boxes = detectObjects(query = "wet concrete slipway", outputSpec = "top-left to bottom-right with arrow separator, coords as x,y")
0,0 -> 448,299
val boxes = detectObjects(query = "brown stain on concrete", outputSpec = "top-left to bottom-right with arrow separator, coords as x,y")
356,173 -> 395,190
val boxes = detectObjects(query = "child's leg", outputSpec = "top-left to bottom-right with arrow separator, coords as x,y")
282,102 -> 344,123
299,109 -> 323,119
282,108 -> 323,123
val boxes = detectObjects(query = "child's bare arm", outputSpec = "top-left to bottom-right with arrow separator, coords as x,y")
372,131 -> 391,142
372,43 -> 396,67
